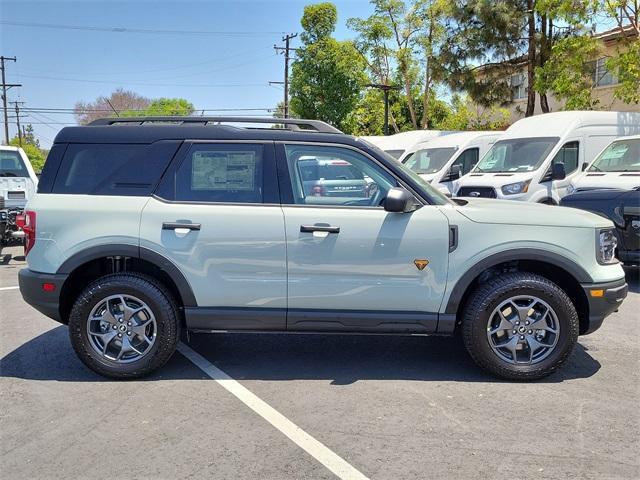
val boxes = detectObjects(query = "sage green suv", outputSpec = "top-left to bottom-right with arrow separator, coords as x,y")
18,117 -> 628,380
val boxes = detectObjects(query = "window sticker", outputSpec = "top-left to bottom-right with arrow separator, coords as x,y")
192,151 -> 256,191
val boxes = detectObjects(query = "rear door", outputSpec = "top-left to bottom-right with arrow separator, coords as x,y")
140,141 -> 287,330
278,142 -> 451,333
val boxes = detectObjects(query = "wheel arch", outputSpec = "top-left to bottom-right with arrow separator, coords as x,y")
445,249 -> 592,334
57,245 -> 196,323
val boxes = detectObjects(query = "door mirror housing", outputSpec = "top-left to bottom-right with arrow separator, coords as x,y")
552,162 -> 566,180
383,187 -> 417,213
581,162 -> 588,172
448,165 -> 462,181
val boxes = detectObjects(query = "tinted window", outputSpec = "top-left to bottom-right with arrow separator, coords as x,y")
175,144 -> 264,203
52,142 -> 178,195
0,150 -> 29,178
552,141 -> 579,174
285,145 -> 396,207
450,148 -> 479,175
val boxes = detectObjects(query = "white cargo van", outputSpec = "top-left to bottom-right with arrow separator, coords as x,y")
568,135 -> 640,193
363,130 -> 454,160
402,131 -> 502,196
455,111 -> 640,203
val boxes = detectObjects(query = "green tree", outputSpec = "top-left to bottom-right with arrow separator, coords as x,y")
289,3 -> 368,132
437,95 -> 510,130
122,98 -> 195,117
74,88 -> 151,124
8,124 -> 47,173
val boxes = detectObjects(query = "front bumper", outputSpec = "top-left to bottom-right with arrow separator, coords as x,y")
580,278 -> 628,335
18,268 -> 68,323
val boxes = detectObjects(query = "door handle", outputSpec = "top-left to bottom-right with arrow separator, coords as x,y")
162,222 -> 201,231
300,225 -> 340,234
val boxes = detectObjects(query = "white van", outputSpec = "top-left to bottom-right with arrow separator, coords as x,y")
402,131 -> 502,196
363,130 -> 454,160
568,135 -> 640,193
455,111 -> 640,203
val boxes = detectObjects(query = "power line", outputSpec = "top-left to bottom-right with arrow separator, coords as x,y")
1,21 -> 285,37
1,56 -> 22,144
272,33 -> 298,118
17,74 -> 269,88
22,107 -> 276,114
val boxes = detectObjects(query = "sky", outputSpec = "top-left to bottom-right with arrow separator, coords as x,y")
0,0 -> 375,147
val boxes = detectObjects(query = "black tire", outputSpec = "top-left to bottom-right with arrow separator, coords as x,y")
68,273 -> 180,379
462,272 -> 579,381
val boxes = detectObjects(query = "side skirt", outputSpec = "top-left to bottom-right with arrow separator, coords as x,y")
184,307 -> 457,335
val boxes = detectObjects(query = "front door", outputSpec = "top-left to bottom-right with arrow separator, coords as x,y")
278,143 -> 450,333
140,141 -> 287,330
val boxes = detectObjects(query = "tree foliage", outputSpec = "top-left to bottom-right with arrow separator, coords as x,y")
8,124 -> 47,173
122,98 -> 195,117
289,2 -> 368,132
74,88 -> 151,124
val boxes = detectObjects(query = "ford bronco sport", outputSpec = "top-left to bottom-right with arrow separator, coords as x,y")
18,117 -> 628,380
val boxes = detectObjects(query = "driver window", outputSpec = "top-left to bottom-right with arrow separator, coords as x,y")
552,141 -> 579,174
450,148 -> 479,175
284,144 -> 396,207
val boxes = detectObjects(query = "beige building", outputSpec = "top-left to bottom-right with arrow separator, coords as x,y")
485,25 -> 639,123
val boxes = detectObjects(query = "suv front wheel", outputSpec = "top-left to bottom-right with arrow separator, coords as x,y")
68,273 -> 180,379
462,272 -> 579,380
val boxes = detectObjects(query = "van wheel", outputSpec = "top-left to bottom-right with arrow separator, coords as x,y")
68,273 -> 180,379
462,272 -> 578,380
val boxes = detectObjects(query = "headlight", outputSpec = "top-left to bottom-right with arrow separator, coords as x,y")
567,184 -> 576,195
501,180 -> 531,195
597,228 -> 618,264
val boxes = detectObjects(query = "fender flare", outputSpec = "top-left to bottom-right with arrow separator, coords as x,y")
57,244 -> 197,307
443,248 -> 593,314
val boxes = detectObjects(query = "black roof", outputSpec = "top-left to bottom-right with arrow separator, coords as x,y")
55,116 -> 361,146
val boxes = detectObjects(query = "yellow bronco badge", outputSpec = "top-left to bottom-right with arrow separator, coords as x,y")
414,259 -> 429,271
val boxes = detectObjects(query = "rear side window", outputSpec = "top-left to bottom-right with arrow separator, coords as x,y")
0,150 -> 28,178
52,142 -> 179,195
174,144 -> 264,203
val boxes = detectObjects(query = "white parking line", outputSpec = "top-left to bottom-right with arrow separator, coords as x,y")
177,342 -> 369,480
0,286 -> 19,291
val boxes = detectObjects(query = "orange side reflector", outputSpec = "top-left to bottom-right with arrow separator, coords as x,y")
590,289 -> 604,298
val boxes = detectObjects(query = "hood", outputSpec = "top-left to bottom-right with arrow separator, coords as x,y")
562,188 -> 628,203
458,171 -> 536,187
454,197 -> 612,228
571,172 -> 640,192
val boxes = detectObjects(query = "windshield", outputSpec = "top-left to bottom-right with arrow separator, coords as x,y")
589,138 -> 640,172
0,150 -> 29,177
474,137 -> 559,173
404,147 -> 457,175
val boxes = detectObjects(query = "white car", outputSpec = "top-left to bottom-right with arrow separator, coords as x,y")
402,131 -> 502,196
455,111 -> 640,203
568,135 -> 640,194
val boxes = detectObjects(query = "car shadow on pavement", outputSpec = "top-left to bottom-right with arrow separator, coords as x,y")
1,325 -> 600,384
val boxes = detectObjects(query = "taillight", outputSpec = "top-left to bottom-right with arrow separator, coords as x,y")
312,185 -> 325,196
22,210 -> 36,256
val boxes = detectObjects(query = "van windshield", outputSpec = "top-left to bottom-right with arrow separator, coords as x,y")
588,138 -> 640,172
0,150 -> 29,177
404,147 -> 457,174
473,137 -> 559,173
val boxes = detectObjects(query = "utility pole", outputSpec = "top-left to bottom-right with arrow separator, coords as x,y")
10,101 -> 25,146
367,84 -> 402,135
273,33 -> 298,118
1,56 -> 21,144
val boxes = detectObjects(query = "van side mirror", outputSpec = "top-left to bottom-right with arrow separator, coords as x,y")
448,165 -> 462,181
552,162 -> 566,180
383,187 -> 417,213
581,162 -> 588,172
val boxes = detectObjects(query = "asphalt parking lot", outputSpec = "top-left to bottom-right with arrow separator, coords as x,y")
1,245 -> 639,480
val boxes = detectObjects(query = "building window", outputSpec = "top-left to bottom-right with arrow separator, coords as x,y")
589,57 -> 617,87
510,73 -> 528,100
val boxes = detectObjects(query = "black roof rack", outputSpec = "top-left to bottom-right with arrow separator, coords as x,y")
88,116 -> 343,134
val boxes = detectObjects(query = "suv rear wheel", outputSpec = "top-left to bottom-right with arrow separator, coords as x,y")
68,273 -> 180,379
462,272 -> 579,380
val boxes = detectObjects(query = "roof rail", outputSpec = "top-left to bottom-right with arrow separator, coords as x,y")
88,116 -> 343,134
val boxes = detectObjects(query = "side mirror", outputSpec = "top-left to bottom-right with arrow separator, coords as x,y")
581,162 -> 588,172
448,165 -> 462,181
383,187 -> 417,213
552,162 -> 566,180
